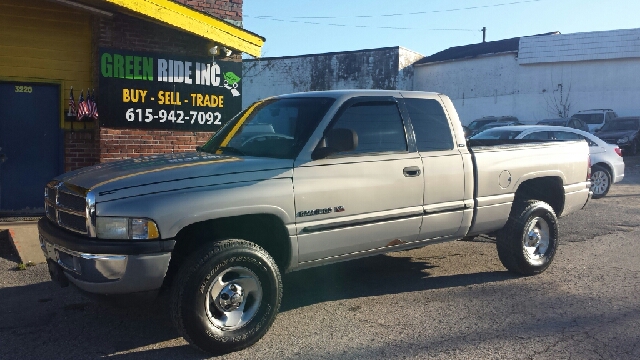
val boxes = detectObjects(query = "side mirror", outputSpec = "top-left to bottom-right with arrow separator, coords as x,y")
311,128 -> 358,160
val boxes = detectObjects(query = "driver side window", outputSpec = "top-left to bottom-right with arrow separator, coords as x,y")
327,101 -> 407,155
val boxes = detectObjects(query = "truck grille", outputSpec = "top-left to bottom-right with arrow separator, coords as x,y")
58,191 -> 86,213
58,211 -> 88,233
45,182 -> 88,234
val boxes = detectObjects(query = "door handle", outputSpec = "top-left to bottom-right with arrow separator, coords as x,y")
403,166 -> 421,177
0,153 -> 6,163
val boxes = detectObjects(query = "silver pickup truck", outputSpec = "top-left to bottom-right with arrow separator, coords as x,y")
39,90 -> 592,354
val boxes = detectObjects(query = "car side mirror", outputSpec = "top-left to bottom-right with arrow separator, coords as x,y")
311,128 -> 358,160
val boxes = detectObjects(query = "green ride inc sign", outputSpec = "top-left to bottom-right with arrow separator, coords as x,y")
99,48 -> 242,131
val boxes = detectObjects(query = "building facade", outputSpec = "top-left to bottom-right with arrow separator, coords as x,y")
0,0 -> 263,214
413,29 -> 640,125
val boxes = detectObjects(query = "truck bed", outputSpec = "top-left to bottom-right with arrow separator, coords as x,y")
465,138 -> 591,236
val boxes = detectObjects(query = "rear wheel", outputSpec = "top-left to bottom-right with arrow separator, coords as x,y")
590,165 -> 611,199
497,200 -> 558,275
170,239 -> 282,354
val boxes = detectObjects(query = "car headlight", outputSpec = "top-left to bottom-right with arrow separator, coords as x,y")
96,217 -> 160,240
618,136 -> 629,144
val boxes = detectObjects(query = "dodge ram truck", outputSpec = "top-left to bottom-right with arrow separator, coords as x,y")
39,90 -> 592,354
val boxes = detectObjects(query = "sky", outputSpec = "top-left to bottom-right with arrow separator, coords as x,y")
243,0 -> 640,59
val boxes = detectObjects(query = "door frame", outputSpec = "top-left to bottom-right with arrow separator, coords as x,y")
0,76 -> 65,128
0,78 -> 65,216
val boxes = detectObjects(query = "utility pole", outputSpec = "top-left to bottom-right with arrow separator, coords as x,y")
482,27 -> 486,42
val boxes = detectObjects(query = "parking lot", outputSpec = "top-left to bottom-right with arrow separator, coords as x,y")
1,157 -> 639,360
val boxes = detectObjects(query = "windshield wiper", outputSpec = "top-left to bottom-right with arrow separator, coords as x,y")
217,146 -> 246,156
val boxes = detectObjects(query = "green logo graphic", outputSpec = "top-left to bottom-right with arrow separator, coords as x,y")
224,72 -> 241,85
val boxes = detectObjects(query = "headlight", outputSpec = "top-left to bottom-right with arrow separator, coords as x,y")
96,217 -> 160,240
618,136 -> 629,144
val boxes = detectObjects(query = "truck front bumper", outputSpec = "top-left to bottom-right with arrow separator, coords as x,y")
38,218 -> 175,295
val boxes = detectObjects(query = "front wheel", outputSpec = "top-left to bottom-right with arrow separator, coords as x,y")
590,165 -> 611,199
496,200 -> 558,275
170,239 -> 282,354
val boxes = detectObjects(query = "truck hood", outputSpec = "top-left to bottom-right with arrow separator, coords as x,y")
56,152 -> 293,201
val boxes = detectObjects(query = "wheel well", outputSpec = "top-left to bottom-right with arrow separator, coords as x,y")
162,214 -> 291,290
512,177 -> 563,216
592,162 -> 611,174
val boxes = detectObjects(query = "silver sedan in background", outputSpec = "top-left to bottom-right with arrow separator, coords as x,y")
471,125 -> 625,198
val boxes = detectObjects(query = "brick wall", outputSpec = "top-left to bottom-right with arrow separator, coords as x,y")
61,1 -> 243,170
99,130 -> 212,162
64,131 -> 100,172
96,13 -> 211,56
174,0 -> 242,22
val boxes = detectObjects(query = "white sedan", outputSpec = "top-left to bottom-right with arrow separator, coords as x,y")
471,125 -> 625,198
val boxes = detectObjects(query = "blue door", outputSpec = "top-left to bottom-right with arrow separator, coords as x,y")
0,83 -> 62,215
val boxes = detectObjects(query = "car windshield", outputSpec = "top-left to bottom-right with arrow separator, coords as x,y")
471,128 -> 523,140
599,119 -> 640,131
199,97 -> 335,159
572,113 -> 604,125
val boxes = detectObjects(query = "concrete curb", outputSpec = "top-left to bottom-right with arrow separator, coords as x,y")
0,221 -> 46,264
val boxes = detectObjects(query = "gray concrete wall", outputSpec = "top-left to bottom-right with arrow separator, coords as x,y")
242,47 -> 424,107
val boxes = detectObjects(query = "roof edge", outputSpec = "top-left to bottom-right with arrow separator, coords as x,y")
414,50 -> 518,66
243,46 -> 404,62
105,0 -> 265,57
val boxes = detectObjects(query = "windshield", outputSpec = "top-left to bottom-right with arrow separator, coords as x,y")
200,97 -> 335,159
599,119 -> 640,131
471,129 -> 523,140
572,113 -> 604,125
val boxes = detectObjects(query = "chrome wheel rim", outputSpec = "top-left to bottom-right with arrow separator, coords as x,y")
591,170 -> 609,195
523,216 -> 550,261
205,266 -> 263,330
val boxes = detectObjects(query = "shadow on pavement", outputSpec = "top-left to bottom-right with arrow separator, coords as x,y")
280,253 -> 515,312
0,252 -> 516,359
0,229 -> 20,263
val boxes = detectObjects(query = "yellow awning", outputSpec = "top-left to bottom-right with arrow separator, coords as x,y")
105,0 -> 264,57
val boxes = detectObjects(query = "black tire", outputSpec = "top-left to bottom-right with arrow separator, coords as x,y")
590,164 -> 611,199
496,200 -> 558,275
170,239 -> 282,354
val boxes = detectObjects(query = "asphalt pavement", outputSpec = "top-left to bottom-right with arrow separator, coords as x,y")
1,156 -> 639,360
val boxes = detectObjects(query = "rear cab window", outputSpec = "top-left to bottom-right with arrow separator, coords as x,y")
403,98 -> 454,152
